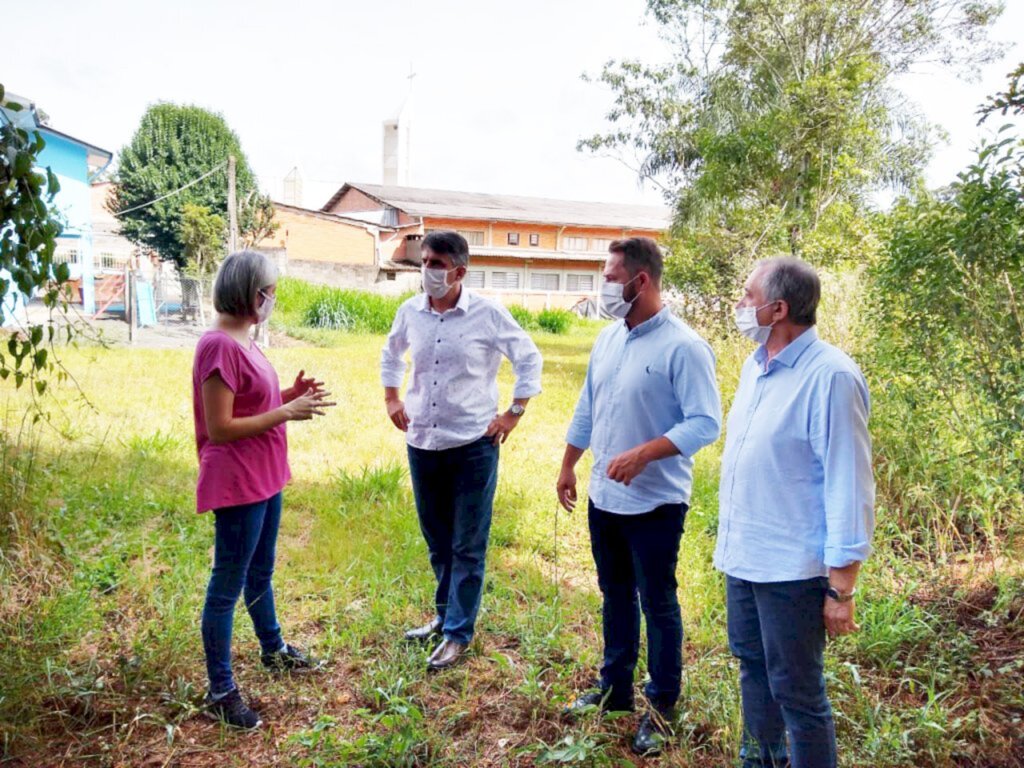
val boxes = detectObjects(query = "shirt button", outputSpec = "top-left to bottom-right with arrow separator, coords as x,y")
433,423 -> 437,427
437,339 -> 441,343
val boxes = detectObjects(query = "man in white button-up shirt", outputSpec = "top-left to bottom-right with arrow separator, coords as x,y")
381,231 -> 542,671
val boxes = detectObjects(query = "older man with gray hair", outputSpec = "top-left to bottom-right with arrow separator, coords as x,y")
715,257 -> 874,768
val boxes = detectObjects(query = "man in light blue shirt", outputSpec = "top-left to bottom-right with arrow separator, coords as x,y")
716,257 -> 874,768
557,237 -> 721,756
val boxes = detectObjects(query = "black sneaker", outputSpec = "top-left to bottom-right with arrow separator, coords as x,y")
632,711 -> 672,756
261,643 -> 318,672
204,688 -> 262,730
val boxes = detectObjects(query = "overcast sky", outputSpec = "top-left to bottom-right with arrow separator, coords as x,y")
5,0 -> 1023,210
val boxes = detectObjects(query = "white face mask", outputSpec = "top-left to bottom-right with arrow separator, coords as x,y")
600,276 -> 640,319
256,290 -> 275,324
422,265 -> 458,300
734,302 -> 776,344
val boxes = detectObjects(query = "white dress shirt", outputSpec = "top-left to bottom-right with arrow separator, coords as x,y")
381,289 -> 543,451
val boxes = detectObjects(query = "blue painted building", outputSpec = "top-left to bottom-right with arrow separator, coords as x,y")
0,93 -> 112,324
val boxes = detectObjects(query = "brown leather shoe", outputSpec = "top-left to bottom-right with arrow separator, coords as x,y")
427,638 -> 467,671
404,617 -> 442,642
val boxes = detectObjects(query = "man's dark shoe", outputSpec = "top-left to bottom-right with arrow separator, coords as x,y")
426,638 -> 467,671
261,643 -> 318,672
405,616 -> 443,642
564,689 -> 634,716
631,711 -> 672,756
204,688 -> 262,730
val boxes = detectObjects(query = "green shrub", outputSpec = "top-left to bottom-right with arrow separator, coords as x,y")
536,308 -> 574,334
868,128 -> 1024,544
275,278 -> 409,334
507,304 -> 537,331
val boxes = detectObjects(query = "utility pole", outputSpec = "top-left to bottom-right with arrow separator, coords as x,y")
227,155 -> 239,254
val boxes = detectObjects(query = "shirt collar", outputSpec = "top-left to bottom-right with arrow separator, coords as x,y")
623,305 -> 672,339
755,326 -> 819,368
418,285 -> 471,315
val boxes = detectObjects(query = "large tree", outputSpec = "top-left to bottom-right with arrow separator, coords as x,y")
581,0 -> 1004,296
110,103 -> 275,268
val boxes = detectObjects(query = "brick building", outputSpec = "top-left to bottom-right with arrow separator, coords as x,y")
313,182 -> 670,310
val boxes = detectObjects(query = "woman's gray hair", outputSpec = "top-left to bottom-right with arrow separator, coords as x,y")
213,250 -> 279,318
756,257 -> 820,326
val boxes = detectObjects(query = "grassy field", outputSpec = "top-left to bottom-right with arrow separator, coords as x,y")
0,312 -> 1021,766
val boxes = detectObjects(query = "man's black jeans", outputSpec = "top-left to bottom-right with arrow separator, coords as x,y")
587,499 -> 687,712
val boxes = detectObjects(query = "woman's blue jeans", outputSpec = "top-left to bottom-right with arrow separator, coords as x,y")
201,492 -> 284,696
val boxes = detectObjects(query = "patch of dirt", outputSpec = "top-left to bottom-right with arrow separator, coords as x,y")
913,565 -> 1024,768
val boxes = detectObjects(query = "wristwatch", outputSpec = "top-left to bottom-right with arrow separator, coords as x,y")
825,585 -> 856,603
507,403 -> 526,417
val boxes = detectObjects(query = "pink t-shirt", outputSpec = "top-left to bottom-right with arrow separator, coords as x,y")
192,330 -> 291,513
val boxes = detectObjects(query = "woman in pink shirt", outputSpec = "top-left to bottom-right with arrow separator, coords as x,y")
192,250 -> 334,730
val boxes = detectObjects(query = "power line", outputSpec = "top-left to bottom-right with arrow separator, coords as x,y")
112,161 -> 228,217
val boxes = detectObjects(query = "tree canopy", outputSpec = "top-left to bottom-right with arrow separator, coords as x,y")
582,0 -> 1005,296
110,103 -> 274,268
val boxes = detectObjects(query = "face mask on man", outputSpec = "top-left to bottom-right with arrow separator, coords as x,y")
256,290 -> 276,324
734,302 -> 776,344
422,265 -> 458,300
600,275 -> 640,319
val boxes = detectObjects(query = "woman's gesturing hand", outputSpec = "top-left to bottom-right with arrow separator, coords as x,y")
291,369 -> 325,398
284,390 -> 336,421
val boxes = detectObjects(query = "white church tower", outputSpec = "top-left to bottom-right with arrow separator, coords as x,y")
382,69 -> 414,186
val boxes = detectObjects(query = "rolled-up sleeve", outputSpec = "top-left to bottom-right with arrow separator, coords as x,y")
380,305 -> 410,388
822,371 -> 875,568
492,306 -> 543,399
663,340 -> 722,458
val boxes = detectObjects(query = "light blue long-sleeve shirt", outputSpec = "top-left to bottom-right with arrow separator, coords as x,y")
566,307 -> 721,514
713,327 -> 875,582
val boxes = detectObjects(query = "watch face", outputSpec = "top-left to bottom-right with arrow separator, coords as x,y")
509,404 -> 525,416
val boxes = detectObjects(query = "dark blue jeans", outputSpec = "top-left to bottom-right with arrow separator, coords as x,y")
407,436 -> 500,645
726,575 -> 836,768
201,492 -> 285,696
588,499 -> 687,712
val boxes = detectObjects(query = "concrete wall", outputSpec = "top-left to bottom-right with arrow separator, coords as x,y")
285,259 -> 380,290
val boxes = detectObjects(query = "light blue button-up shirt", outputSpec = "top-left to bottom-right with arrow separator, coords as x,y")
566,307 -> 721,514
713,327 -> 875,582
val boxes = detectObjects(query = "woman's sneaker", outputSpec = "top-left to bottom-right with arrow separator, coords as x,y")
204,688 -> 262,730
261,643 -> 319,672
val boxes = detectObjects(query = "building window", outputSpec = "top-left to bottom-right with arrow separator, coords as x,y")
530,271 -> 560,291
54,248 -> 80,265
491,271 -> 521,290
386,272 -> 397,281
591,238 -> 613,253
529,233 -> 540,247
563,236 -> 588,251
566,273 -> 595,292
507,232 -> 520,246
457,230 -> 485,246
466,270 -> 485,288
